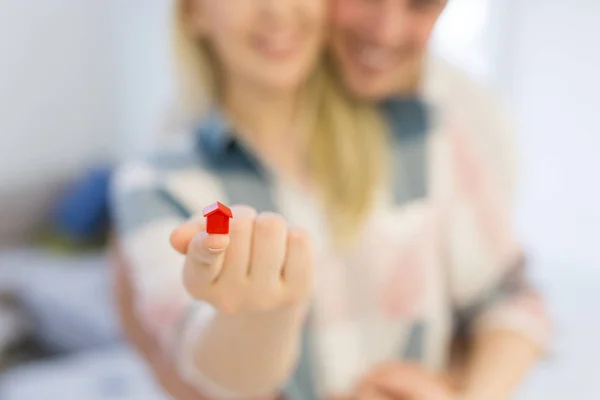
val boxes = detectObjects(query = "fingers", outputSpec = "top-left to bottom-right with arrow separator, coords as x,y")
250,212 -> 287,283
218,205 -> 257,282
282,227 -> 314,301
178,204 -> 315,313
170,217 -> 206,255
183,231 -> 230,297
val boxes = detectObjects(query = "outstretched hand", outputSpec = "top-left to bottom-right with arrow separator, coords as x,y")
170,205 -> 314,315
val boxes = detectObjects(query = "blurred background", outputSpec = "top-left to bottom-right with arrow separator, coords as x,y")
0,0 -> 598,398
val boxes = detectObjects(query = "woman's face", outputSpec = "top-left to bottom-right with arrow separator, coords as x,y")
188,0 -> 326,92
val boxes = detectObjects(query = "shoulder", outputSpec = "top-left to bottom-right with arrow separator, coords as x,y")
423,56 -> 513,140
109,130 -> 219,235
422,57 -> 501,111
112,130 -> 204,197
423,57 -> 520,197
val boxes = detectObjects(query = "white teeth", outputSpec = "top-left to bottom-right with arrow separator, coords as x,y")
358,47 -> 394,71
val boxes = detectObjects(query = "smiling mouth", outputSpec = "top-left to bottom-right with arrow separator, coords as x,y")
253,33 -> 303,60
355,46 -> 396,73
342,30 -> 416,76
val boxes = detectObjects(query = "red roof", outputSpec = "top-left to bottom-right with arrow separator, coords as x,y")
203,201 -> 233,218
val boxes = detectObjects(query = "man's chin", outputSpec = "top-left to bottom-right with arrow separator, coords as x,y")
343,75 -> 398,102
336,57 -> 423,101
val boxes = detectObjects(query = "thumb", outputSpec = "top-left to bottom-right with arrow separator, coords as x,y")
183,231 -> 231,295
187,231 -> 230,268
170,219 -> 205,255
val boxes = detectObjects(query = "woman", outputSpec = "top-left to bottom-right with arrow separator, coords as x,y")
112,0 -> 386,398
111,0 -> 549,399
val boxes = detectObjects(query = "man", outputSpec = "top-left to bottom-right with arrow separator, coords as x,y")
330,0 -> 519,198
114,1 -> 546,399
331,0 -> 442,99
327,1 -> 545,400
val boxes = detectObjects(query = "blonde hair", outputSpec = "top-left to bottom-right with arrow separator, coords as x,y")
173,0 -> 388,246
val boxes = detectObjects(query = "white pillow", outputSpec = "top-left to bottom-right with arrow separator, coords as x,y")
0,249 -> 120,352
0,345 -> 167,400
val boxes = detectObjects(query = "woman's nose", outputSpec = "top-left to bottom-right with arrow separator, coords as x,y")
258,0 -> 294,21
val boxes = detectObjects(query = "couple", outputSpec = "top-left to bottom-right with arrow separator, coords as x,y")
111,1 -> 549,400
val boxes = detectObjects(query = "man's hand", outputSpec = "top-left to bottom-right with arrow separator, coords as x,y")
171,205 -> 314,315
354,363 -> 460,400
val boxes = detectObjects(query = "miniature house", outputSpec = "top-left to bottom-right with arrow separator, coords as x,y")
203,201 -> 233,234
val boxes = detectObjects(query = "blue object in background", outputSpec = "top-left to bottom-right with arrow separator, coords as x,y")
52,166 -> 113,241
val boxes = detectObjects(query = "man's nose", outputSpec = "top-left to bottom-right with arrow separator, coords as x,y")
367,2 -> 410,46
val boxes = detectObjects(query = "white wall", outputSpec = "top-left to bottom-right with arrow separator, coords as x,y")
112,0 -> 173,156
506,0 -> 600,274
0,0 -> 172,243
0,1 -> 114,241
434,4 -> 600,395
432,0 -> 496,84
505,2 -> 600,397
0,1 -> 120,188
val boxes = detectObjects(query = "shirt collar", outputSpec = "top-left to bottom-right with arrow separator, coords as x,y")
196,107 -> 237,157
381,96 -> 432,139
195,106 -> 264,173
195,98 -> 434,166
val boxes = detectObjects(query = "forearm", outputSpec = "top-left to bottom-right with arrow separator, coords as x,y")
185,304 -> 307,398
459,330 -> 541,400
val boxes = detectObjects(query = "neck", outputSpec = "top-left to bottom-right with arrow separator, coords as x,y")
396,58 -> 426,98
221,77 -> 311,185
223,79 -> 302,147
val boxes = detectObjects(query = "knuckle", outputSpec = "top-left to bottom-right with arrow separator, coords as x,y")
282,292 -> 300,307
224,274 -> 248,289
287,284 -> 311,304
218,304 -> 237,315
248,285 -> 281,311
187,234 -> 205,256
252,296 -> 277,312
255,212 -> 287,234
188,252 -> 209,270
210,280 -> 249,313
229,214 -> 255,235
250,296 -> 271,312
186,254 -> 215,277
183,276 -> 209,300
213,294 -> 240,315
284,266 -> 313,295
231,205 -> 258,221
288,228 -> 312,252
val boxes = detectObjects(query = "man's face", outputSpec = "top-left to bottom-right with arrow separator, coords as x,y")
330,0 -> 447,100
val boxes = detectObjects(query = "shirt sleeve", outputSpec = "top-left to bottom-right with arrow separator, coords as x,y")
110,159 -> 193,351
110,159 -> 255,399
443,102 -> 551,351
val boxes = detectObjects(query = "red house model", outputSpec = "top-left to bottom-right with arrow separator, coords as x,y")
203,201 -> 233,234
